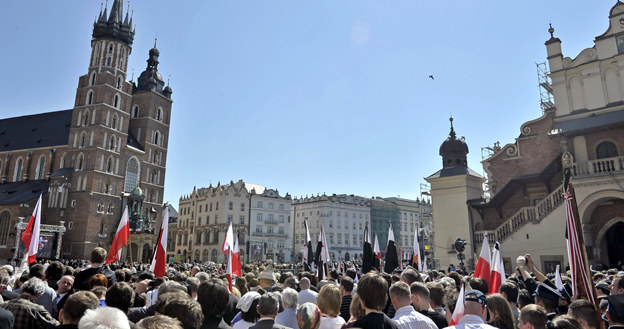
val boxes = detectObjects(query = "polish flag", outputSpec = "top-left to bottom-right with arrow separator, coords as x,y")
473,233 -> 491,285
22,194 -> 43,264
413,228 -> 422,271
222,222 -> 234,255
149,205 -> 169,278
225,247 -> 233,292
449,284 -> 465,326
489,242 -> 506,294
232,236 -> 242,276
106,207 -> 130,264
422,256 -> 428,272
373,234 -> 381,270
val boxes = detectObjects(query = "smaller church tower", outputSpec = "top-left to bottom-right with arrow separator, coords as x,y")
426,118 -> 484,270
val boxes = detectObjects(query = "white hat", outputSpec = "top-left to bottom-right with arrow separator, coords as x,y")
258,264 -> 276,282
236,291 -> 261,312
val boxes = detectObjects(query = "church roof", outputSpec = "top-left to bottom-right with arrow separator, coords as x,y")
0,110 -> 72,152
0,180 -> 48,205
553,108 -> 624,135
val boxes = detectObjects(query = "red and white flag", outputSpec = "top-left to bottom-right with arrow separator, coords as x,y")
373,234 -> 381,270
150,205 -> 169,278
22,194 -> 43,264
232,236 -> 242,276
489,242 -> 506,294
222,222 -> 234,255
106,207 -> 130,264
473,233 -> 491,285
413,228 -> 422,271
225,247 -> 233,292
449,283 -> 465,325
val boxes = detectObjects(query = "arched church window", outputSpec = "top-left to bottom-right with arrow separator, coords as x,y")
90,72 -> 96,86
76,153 -> 84,171
124,157 -> 140,192
13,157 -> 23,182
153,131 -> 160,145
596,141 -> 618,159
106,157 -> 113,173
109,135 -> 117,151
113,94 -> 120,109
0,211 -> 10,245
156,107 -> 163,122
111,114 -> 118,130
86,90 -> 94,105
83,110 -> 90,126
35,156 -> 46,180
117,76 -> 123,89
80,132 -> 87,148
132,105 -> 139,118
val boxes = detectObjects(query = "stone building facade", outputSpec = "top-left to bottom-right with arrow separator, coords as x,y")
0,0 -> 173,260
248,187 -> 292,263
291,194 -> 370,262
429,3 -> 624,272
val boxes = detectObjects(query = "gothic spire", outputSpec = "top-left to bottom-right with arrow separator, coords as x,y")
108,0 -> 123,24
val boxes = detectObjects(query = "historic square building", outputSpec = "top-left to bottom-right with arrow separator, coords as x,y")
0,0 -> 173,260
428,2 -> 624,271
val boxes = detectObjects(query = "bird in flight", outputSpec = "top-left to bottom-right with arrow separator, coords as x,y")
429,75 -> 434,80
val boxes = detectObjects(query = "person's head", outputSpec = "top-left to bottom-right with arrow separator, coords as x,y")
426,282 -> 445,308
448,272 -> 462,290
136,315 -> 183,329
46,261 -> 65,281
88,273 -> 108,290
389,281 -> 412,310
114,269 -> 126,283
340,276 -> 353,295
106,282 -> 135,314
90,247 -> 107,265
79,306 -> 131,329
519,304 -> 548,329
59,291 -> 99,325
296,303 -> 322,329
445,290 -> 458,325
469,277 -> 489,295
284,277 -> 297,290
487,293 -> 515,329
464,290 -> 488,320
410,281 -> 430,310
198,278 -> 230,318
553,315 -> 583,329
606,294 -> 624,326
401,268 -> 422,285
610,274 -> 624,295
567,299 -> 599,329
185,277 -> 200,298
236,276 -> 248,295
0,271 -> 9,287
191,266 -> 200,276
123,269 -> 132,282
499,282 -> 519,305
281,288 -> 298,310
155,291 -> 203,329
518,289 -> 533,309
349,294 -> 365,320
357,273 -> 388,312
256,292 -> 279,318
91,286 -> 107,300
28,263 -> 46,279
194,271 -> 209,283
57,275 -> 74,294
300,277 -> 311,290
329,270 -> 339,281
318,284 -> 341,317
21,277 -> 47,300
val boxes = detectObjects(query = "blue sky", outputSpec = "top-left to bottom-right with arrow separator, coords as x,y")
0,1 -> 614,206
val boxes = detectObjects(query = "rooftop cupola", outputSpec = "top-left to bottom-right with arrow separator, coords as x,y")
439,117 -> 469,168
92,0 -> 135,47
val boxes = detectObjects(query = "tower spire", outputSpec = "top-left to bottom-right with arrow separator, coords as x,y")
449,116 -> 456,139
108,0 -> 123,24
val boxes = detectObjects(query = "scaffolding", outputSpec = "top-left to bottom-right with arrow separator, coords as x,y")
537,62 -> 554,112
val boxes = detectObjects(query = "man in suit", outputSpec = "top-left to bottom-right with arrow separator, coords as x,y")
52,275 -> 74,319
249,293 -> 291,329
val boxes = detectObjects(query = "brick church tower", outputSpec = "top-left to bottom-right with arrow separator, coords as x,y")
63,0 -> 173,259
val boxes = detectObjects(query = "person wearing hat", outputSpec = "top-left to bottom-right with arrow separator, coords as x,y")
606,294 -> 624,329
597,281 -> 611,298
446,290 -> 497,329
233,292 -> 261,329
258,266 -> 276,293
533,282 -> 562,321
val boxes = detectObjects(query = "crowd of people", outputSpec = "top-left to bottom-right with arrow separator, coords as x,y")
0,248 -> 621,329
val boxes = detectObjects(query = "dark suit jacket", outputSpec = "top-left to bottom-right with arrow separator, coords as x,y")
53,290 -> 74,319
73,266 -> 117,291
0,288 -> 18,301
249,318 -> 291,329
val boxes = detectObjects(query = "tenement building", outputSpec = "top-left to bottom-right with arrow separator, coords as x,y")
174,180 -> 292,263
0,0 -> 173,260
428,2 -> 624,271
291,194 -> 371,262
383,197 -> 434,264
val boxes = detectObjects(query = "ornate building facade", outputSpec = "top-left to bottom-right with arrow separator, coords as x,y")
429,2 -> 624,272
0,0 -> 173,260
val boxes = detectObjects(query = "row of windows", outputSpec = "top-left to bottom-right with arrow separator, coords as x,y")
256,201 -> 286,210
254,226 -> 286,235
3,155 -> 48,182
297,211 -> 368,220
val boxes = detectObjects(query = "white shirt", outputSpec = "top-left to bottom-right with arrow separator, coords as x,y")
444,314 -> 498,329
319,315 -> 346,329
298,289 -> 318,305
392,305 -> 439,329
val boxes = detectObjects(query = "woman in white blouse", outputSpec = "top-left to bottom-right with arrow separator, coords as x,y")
318,284 -> 346,329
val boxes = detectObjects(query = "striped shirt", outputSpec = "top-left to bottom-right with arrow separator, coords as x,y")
340,295 -> 352,322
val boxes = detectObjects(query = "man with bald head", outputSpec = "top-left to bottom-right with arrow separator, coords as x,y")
445,290 -> 497,329
298,277 -> 318,305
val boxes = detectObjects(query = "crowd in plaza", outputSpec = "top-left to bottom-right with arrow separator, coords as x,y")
0,247 -> 620,329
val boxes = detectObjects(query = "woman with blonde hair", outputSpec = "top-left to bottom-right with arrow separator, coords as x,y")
342,293 -> 365,328
486,293 -> 515,329
317,284 -> 346,329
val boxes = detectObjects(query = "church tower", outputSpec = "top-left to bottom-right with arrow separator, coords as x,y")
425,118 -> 484,270
62,0 -> 172,259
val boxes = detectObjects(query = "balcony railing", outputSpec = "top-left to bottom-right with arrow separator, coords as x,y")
571,155 -> 624,177
474,182 -> 565,244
